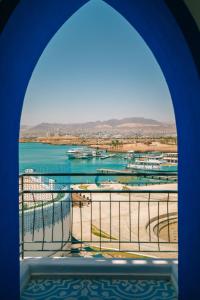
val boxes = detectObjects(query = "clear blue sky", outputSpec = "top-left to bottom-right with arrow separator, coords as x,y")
21,0 -> 175,126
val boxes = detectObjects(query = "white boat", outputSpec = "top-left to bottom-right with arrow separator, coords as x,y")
91,149 -> 104,157
163,153 -> 178,164
164,152 -> 178,157
100,154 -> 116,159
136,154 -> 164,160
127,158 -> 177,173
66,148 -> 105,159
66,148 -> 90,159
66,148 -> 85,154
124,151 -> 135,160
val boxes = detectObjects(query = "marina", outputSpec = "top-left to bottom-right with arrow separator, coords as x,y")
20,143 -> 177,179
65,146 -> 177,174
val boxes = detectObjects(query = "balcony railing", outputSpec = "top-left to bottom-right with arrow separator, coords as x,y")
19,172 -> 178,259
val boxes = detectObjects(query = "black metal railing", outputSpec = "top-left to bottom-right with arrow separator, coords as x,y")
19,172 -> 178,258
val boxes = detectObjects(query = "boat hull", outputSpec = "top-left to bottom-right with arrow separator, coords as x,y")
126,165 -> 177,173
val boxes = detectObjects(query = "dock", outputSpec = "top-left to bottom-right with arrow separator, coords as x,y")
97,168 -> 133,174
96,169 -> 177,181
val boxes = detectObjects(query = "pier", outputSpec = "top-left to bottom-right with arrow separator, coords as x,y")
97,168 -> 133,174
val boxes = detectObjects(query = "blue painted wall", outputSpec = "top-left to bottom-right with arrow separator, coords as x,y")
0,0 -> 199,299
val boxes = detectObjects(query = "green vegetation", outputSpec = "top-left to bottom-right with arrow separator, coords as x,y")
118,176 -> 136,184
79,184 -> 89,190
60,245 -> 149,259
122,186 -> 130,191
158,136 -> 177,145
110,139 -> 123,150
92,224 -> 117,240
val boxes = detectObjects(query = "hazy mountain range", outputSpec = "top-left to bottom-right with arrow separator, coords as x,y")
20,117 -> 176,138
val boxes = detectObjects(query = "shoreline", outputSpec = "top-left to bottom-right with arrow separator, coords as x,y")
19,137 -> 177,153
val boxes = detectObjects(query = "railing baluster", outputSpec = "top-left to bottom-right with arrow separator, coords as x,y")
51,193 -> 54,242
129,192 -> 131,242
138,201 -> 140,252
21,175 -> 24,259
70,192 -> 74,253
158,201 -> 160,251
119,201 -> 121,251
61,200 -> 64,249
100,201 -> 101,251
32,192 -> 36,242
110,192 -> 112,242
80,200 -> 82,251
90,193 -> 92,242
41,200 -> 45,251
167,193 -> 170,243
148,192 -> 151,242
71,192 -> 73,238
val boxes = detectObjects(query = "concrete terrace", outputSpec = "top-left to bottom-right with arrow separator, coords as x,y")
71,183 -> 178,258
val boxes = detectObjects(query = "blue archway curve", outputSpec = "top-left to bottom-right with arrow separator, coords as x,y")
0,0 -> 200,299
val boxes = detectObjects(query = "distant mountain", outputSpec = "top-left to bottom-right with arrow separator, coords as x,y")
20,117 -> 176,138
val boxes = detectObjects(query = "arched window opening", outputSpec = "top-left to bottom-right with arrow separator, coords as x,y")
19,2 -> 178,298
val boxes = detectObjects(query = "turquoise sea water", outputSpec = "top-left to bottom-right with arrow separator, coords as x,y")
19,143 -> 176,186
19,143 -> 129,185
19,143 -> 126,173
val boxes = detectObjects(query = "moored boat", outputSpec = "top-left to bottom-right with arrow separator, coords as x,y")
66,147 -> 107,159
66,148 -> 89,159
100,154 -> 116,159
127,158 -> 177,173
124,150 -> 135,160
163,152 -> 178,164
